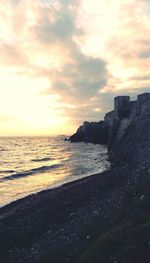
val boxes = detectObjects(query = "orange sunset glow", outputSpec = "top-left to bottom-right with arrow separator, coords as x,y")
0,0 -> 150,136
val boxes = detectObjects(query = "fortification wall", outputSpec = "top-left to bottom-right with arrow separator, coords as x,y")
129,101 -> 138,118
114,96 -> 130,119
107,93 -> 150,151
137,93 -> 150,115
104,111 -> 114,126
113,93 -> 150,120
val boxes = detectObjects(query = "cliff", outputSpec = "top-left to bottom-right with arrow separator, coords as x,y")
69,121 -> 109,145
69,92 -> 150,167
108,93 -> 150,167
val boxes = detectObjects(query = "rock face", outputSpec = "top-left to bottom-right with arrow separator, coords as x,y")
69,92 -> 150,167
105,93 -> 150,167
69,121 -> 109,145
112,113 -> 150,167
107,93 -> 150,151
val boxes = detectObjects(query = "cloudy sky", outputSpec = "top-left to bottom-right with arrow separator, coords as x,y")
0,0 -> 150,135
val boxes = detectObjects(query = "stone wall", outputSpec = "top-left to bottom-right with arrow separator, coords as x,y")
104,111 -> 114,126
114,96 -> 130,119
113,92 -> 150,120
111,113 -> 150,167
129,101 -> 138,118
108,92 -> 150,167
137,93 -> 150,115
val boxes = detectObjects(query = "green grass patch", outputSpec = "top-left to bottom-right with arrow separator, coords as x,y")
77,178 -> 150,263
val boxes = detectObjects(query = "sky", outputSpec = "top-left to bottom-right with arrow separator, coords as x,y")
0,0 -> 150,136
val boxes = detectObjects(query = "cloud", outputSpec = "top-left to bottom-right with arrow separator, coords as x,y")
11,0 -> 21,6
50,49 -> 107,101
138,49 -> 150,59
32,0 -> 108,103
33,0 -> 82,43
1,0 -> 150,134
0,115 -> 15,122
0,43 -> 28,67
35,12 -> 76,43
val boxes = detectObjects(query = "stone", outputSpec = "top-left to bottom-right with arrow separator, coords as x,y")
114,96 -> 130,119
69,121 -> 109,145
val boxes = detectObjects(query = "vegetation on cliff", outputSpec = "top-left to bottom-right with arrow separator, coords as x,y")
77,175 -> 150,263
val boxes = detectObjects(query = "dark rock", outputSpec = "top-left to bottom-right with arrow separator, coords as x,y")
69,121 -> 109,145
108,93 -> 150,167
110,113 -> 150,167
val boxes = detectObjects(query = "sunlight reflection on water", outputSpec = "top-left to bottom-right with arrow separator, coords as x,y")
0,136 -> 110,207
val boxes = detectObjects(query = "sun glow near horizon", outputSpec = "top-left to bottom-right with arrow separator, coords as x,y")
0,68 -> 75,136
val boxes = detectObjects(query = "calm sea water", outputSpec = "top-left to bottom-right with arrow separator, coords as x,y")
0,136 -> 110,207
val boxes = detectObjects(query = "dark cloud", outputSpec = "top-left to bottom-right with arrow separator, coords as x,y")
138,49 -> 150,59
55,96 -> 107,125
140,40 -> 150,46
34,0 -> 83,44
34,0 -> 108,105
66,107 -> 103,124
11,0 -> 21,5
51,50 -> 107,100
129,75 -> 150,81
101,87 -> 150,103
35,13 -> 76,43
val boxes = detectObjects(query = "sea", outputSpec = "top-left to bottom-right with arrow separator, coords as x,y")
0,136 -> 110,207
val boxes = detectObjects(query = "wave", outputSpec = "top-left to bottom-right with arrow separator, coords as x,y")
0,148 -> 7,152
31,157 -> 53,162
1,164 -> 61,181
0,170 -> 15,174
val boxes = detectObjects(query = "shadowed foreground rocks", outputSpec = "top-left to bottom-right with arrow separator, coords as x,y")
0,165 -> 150,263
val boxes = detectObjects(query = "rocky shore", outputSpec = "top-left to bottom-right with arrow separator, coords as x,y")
0,163 -> 150,263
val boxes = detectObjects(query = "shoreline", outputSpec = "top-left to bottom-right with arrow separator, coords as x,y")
0,168 -> 109,210
0,164 -> 148,263
0,168 -> 111,215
